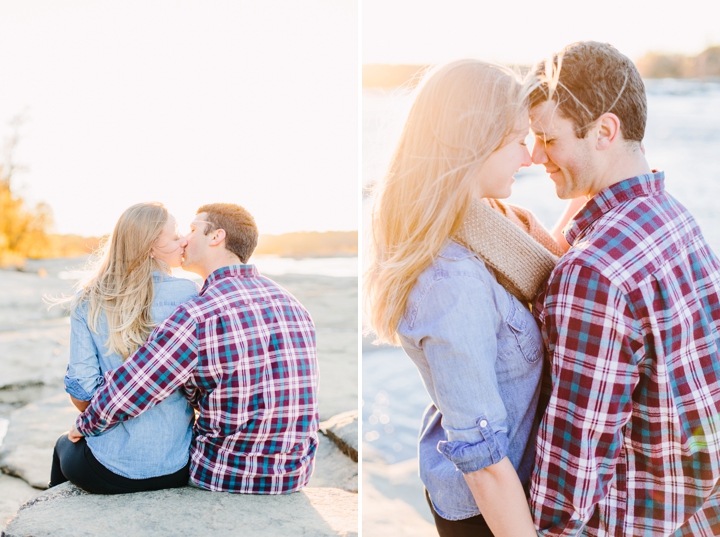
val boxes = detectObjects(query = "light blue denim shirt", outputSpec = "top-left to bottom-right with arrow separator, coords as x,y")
65,272 -> 199,479
397,240 -> 543,521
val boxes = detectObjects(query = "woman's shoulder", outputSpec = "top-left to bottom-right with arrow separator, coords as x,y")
414,240 -> 493,289
402,241 -> 503,331
149,274 -> 199,322
152,272 -> 200,302
69,290 -> 90,318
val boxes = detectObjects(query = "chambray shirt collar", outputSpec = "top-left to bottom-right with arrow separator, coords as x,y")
151,270 -> 171,283
201,264 -> 258,294
438,239 -> 474,261
564,170 -> 665,245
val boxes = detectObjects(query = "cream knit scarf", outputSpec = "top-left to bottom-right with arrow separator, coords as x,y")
454,198 -> 564,304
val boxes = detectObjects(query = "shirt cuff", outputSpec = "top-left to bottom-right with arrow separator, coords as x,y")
437,416 -> 509,474
64,375 -> 103,401
75,413 -> 89,436
75,410 -> 99,437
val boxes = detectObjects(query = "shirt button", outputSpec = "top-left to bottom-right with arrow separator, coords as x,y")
479,420 -> 488,428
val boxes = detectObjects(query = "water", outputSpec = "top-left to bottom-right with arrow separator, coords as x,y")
58,255 -> 358,281
362,79 -> 720,464
247,255 -> 358,278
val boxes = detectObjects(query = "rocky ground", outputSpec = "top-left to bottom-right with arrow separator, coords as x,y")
3,483 -> 358,537
0,258 -> 358,536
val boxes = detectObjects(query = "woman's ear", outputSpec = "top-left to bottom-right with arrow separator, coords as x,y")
595,112 -> 621,150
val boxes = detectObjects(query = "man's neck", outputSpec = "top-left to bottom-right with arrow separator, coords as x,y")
587,150 -> 652,199
197,254 -> 245,281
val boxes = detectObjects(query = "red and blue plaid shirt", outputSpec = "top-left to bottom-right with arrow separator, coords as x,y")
76,265 -> 319,494
531,172 -> 720,536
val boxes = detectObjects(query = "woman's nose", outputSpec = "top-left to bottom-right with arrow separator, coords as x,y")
521,145 -> 532,167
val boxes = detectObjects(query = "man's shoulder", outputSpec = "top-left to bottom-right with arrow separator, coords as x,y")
203,271 -> 295,302
558,191 -> 699,293
251,274 -> 314,320
192,272 -> 311,321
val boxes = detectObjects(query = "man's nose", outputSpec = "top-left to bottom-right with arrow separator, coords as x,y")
181,237 -> 189,248
531,141 -> 547,165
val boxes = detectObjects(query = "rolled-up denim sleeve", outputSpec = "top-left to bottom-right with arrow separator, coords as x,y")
414,274 -> 509,474
65,305 -> 104,401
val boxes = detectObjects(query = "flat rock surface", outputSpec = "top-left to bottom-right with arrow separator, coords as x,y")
0,264 -> 76,410
0,474 -> 38,531
2,483 -> 358,537
0,266 -> 77,333
0,323 -> 70,392
0,392 -> 78,489
310,433 -> 357,493
271,274 -> 356,333
315,331 -> 358,421
320,410 -> 358,462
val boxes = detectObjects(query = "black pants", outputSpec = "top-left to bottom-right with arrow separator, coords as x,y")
425,489 -> 495,537
49,433 -> 190,494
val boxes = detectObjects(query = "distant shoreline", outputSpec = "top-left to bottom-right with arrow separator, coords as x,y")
254,231 -> 357,258
19,230 -> 358,266
4,252 -> 359,281
363,46 -> 720,88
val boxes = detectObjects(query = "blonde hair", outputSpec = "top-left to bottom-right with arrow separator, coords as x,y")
364,60 -> 531,344
73,202 -> 170,359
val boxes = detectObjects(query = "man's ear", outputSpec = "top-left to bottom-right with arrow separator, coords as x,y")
595,112 -> 621,150
208,228 -> 226,246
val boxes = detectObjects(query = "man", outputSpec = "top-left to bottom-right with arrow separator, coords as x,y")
528,42 -> 720,535
70,203 -> 318,494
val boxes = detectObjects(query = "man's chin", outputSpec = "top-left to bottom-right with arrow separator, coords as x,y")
555,185 -> 584,200
552,179 -> 573,200
555,189 -> 572,200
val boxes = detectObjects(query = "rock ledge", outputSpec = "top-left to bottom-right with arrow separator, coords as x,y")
320,410 -> 358,463
2,483 -> 357,537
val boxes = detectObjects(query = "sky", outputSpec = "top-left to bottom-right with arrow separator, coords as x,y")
0,1 -> 358,236
363,0 -> 720,65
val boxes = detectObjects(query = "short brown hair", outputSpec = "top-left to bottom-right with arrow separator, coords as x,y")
529,41 -> 647,141
197,203 -> 258,263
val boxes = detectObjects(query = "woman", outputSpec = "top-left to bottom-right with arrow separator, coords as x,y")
364,60 -> 577,536
50,202 -> 199,494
